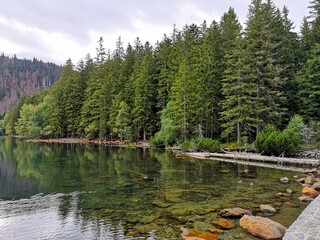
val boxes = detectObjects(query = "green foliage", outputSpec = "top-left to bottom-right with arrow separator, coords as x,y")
180,138 -> 220,152
150,102 -> 180,147
255,115 -> 304,156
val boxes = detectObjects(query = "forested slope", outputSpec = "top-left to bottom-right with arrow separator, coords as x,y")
1,0 -> 319,150
0,54 -> 61,115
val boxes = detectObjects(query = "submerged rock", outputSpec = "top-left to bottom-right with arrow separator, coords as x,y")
280,177 -> 289,183
298,195 -> 314,204
311,182 -> 320,190
240,215 -> 286,240
207,228 -> 224,234
219,207 -> 252,218
286,189 -> 293,194
181,228 -> 218,240
151,200 -> 173,208
134,223 -> 161,234
304,175 -> 315,185
211,218 -> 236,229
260,204 -> 277,214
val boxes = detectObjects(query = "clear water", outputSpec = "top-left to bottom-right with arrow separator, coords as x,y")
0,137 -> 306,239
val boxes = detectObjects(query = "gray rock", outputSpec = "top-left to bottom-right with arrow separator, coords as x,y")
280,177 -> 289,183
260,204 -> 277,214
219,207 -> 252,218
286,189 -> 293,194
311,182 -> 320,190
298,195 -> 314,204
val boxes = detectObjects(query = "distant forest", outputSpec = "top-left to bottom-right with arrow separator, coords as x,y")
0,54 -> 61,114
1,0 -> 320,149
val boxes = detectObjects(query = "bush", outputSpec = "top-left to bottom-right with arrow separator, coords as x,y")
180,138 -> 220,152
195,138 -> 220,152
255,115 -> 304,156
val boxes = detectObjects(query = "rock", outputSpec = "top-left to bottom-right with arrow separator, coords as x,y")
280,177 -> 289,183
211,218 -> 236,229
240,215 -> 286,240
296,178 -> 306,184
286,189 -> 293,194
219,207 -> 252,218
207,228 -> 224,234
304,175 -> 315,185
274,192 -> 291,198
134,223 -> 161,234
170,202 -> 204,216
311,182 -> 320,190
151,200 -> 173,208
302,186 -> 319,198
314,177 -> 320,182
203,208 -> 215,214
125,230 -> 138,237
260,204 -> 277,214
273,202 -> 283,207
284,202 -> 299,208
181,228 -> 218,240
298,196 -> 314,204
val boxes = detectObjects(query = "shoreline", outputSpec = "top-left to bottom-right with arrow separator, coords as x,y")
25,138 -> 320,170
26,138 -> 151,147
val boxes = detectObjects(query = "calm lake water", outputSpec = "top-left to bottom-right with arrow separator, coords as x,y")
0,137 -> 306,239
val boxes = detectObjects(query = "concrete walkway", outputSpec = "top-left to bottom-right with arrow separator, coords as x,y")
283,195 -> 320,240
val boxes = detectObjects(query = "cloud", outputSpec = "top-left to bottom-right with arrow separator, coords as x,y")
0,0 -> 310,64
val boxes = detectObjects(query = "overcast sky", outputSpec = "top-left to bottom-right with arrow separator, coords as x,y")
0,0 -> 310,65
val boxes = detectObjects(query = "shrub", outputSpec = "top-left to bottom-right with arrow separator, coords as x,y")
195,138 -> 220,152
180,138 -> 220,152
255,115 -> 304,156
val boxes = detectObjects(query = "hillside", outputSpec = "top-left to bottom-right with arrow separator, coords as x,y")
0,54 -> 61,115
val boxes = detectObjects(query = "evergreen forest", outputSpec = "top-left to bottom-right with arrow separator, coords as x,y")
1,0 -> 320,154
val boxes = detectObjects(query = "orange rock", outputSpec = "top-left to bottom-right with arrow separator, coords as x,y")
240,215 -> 286,240
207,228 -> 224,234
203,208 -> 215,214
125,230 -> 138,236
181,229 -> 218,240
212,218 -> 236,229
302,186 -> 319,198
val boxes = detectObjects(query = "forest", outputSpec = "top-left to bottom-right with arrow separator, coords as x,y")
0,54 -> 61,115
0,0 -> 320,154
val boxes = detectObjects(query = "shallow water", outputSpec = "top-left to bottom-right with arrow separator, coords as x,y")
0,137 -> 306,239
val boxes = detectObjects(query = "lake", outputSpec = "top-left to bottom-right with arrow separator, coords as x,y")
0,137 -> 306,239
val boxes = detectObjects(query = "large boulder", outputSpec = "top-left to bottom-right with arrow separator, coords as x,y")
240,215 -> 286,240
219,207 -> 252,218
302,186 -> 319,198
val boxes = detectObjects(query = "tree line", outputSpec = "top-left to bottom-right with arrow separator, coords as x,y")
1,0 -> 320,150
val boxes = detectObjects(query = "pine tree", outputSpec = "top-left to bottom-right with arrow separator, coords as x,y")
243,0 -> 285,135
297,43 -> 320,121
132,42 -> 157,141
220,8 -> 248,143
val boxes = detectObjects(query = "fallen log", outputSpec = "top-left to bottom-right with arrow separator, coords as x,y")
183,152 -> 320,167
